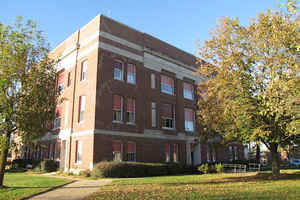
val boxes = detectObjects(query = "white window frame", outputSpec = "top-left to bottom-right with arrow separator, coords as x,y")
151,102 -> 156,127
79,96 -> 86,123
162,105 -> 175,130
113,96 -> 123,122
126,98 -> 135,124
114,60 -> 124,81
212,148 -> 216,162
53,117 -> 61,129
81,60 -> 87,81
183,83 -> 194,100
229,146 -> 233,161
151,73 -> 156,89
184,108 -> 195,132
165,144 -> 170,162
161,83 -> 174,95
127,64 -> 136,84
173,144 -> 178,163
67,72 -> 72,87
112,141 -> 122,162
161,75 -> 174,95
126,142 -> 136,162
75,140 -> 82,164
234,146 -> 238,161
207,148 -> 211,162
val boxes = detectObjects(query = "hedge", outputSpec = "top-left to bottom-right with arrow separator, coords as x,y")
11,159 -> 40,169
91,161 -> 198,178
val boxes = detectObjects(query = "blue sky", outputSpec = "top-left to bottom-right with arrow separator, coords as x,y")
1,0 -> 280,54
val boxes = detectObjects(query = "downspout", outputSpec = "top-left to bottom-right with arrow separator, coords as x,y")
68,30 -> 81,171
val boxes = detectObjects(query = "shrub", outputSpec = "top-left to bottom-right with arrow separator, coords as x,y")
40,160 -> 58,172
79,169 -> 91,177
166,163 -> 184,175
198,164 -> 209,174
12,159 -> 40,169
215,163 -> 224,173
91,161 -> 193,178
197,163 -> 217,174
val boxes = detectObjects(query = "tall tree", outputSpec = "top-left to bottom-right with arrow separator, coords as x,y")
0,17 -> 59,187
196,9 -> 300,176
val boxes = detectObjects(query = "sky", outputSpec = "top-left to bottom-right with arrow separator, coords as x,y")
1,0 -> 280,55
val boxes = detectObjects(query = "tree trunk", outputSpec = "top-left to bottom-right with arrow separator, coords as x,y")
270,143 -> 280,176
256,143 -> 260,163
0,146 -> 8,188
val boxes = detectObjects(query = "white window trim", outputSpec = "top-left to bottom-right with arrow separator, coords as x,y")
126,142 -> 136,162
75,140 -> 83,165
173,144 -> 179,163
151,102 -> 156,128
113,141 -> 123,162
161,83 -> 174,95
113,96 -> 123,123
79,96 -> 86,123
114,60 -> 124,81
127,64 -> 136,84
151,73 -> 156,89
81,60 -> 88,82
126,99 -> 136,125
183,89 -> 194,100
165,144 -> 170,162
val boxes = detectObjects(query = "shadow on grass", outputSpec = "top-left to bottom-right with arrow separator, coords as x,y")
158,172 -> 300,187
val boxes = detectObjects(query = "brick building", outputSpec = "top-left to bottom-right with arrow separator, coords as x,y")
18,14 -> 245,172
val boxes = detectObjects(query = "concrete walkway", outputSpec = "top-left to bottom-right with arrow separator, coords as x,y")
27,178 -> 111,200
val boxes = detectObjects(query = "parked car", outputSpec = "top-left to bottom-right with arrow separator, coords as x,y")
289,159 -> 300,166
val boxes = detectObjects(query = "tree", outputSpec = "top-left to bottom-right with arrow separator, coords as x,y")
0,17 -> 59,187
196,9 -> 300,176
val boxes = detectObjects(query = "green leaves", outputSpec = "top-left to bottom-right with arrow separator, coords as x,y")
197,7 -> 300,149
0,17 -> 59,150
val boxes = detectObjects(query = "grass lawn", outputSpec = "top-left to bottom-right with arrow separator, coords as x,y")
0,172 -> 72,200
85,169 -> 300,200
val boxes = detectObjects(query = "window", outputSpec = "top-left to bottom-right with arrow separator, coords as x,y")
127,64 -> 136,84
151,102 -> 156,127
75,140 -> 82,164
67,72 -> 72,87
161,104 -> 175,129
53,143 -> 57,159
228,146 -> 233,161
53,105 -> 62,129
113,95 -> 123,122
184,108 -> 195,132
112,141 -> 122,161
183,82 -> 194,100
126,98 -> 135,124
207,148 -> 211,162
114,60 -> 123,81
173,144 -> 178,162
81,60 -> 87,81
234,146 -> 238,161
161,75 -> 174,95
57,72 -> 65,91
127,142 -> 136,161
48,144 -> 52,159
79,96 -> 86,122
212,148 -> 216,162
64,101 -> 69,127
165,144 -> 170,162
151,73 -> 156,89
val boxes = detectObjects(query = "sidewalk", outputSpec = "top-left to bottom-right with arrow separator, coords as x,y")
26,178 -> 111,200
